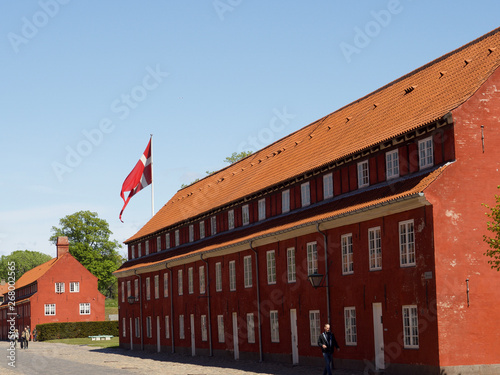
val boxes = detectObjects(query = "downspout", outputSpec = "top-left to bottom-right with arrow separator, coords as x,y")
165,263 -> 175,353
250,241 -> 263,362
200,254 -> 213,356
134,270 -> 144,351
317,223 -> 331,324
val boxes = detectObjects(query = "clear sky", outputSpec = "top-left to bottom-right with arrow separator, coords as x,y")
1,1 -> 499,259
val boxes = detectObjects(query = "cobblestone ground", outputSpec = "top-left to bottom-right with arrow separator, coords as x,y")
2,341 -> 366,375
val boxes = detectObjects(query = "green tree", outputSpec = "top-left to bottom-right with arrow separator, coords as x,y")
50,211 -> 125,297
0,250 -> 52,282
181,151 -> 253,188
484,187 -> 500,271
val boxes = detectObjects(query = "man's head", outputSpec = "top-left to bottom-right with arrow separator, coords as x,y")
324,324 -> 330,332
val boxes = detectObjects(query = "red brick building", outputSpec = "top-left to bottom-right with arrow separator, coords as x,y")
114,28 -> 500,374
0,237 -> 105,339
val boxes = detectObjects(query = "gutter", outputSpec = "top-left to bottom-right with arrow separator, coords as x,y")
316,223 -> 331,324
200,253 -> 213,357
165,263 -> 175,353
250,241 -> 263,362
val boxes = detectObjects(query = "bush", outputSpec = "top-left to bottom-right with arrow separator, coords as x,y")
36,321 -> 119,341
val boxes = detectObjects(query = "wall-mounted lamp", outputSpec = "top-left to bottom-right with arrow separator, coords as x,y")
308,272 -> 327,289
127,295 -> 136,305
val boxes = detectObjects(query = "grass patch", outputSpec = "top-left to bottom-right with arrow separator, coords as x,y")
45,336 -> 120,348
105,298 -> 119,321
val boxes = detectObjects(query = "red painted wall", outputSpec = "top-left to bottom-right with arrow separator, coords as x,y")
425,67 -> 500,366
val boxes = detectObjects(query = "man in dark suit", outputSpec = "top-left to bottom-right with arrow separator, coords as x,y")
318,323 -> 340,375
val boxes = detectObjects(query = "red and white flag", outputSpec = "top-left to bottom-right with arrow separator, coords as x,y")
119,138 -> 152,222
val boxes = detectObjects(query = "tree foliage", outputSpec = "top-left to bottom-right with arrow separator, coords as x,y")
50,211 -> 125,296
0,250 -> 52,282
181,151 -> 253,189
483,187 -> 500,271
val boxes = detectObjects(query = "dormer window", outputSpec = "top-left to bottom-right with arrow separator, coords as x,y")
165,233 -> 170,249
282,189 -> 290,213
228,210 -> 235,230
145,240 -> 149,255
301,182 -> 310,207
258,199 -> 266,221
386,150 -> 399,180
199,221 -> 205,239
175,230 -> 180,246
323,173 -> 333,199
357,161 -> 369,188
138,243 -> 142,257
418,137 -> 434,170
189,224 -> 194,242
157,236 -> 161,251
211,216 -> 217,235
242,205 -> 250,226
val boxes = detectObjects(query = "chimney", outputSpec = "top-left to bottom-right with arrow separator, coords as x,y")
56,236 -> 69,258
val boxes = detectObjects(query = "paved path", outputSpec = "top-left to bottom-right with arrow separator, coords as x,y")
1,341 -> 365,375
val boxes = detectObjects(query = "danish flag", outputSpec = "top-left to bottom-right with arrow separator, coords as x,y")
119,138 -> 152,222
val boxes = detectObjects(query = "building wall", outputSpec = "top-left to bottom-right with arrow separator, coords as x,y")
119,206 -> 440,370
30,253 -> 105,327
426,67 -> 500,367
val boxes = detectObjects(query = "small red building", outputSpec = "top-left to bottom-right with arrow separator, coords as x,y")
115,28 -> 500,374
0,237 -> 105,339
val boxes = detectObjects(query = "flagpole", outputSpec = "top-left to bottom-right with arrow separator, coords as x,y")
150,133 -> 155,218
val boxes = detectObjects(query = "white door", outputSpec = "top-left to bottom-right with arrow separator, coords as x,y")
290,309 -> 299,364
232,312 -> 239,360
156,316 -> 161,353
190,314 -> 196,356
372,303 -> 385,370
129,318 -> 133,350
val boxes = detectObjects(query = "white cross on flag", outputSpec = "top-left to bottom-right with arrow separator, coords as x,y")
119,138 -> 152,222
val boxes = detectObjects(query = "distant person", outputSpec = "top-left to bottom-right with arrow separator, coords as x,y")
14,329 -> 19,347
33,328 -> 37,342
318,323 -> 340,375
22,328 -> 29,349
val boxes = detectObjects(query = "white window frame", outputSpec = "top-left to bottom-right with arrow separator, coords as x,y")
247,313 -> 255,343
145,240 -> 149,255
282,189 -> 290,213
179,315 -> 185,339
215,262 -> 222,292
44,304 -> 56,316
178,269 -> 183,295
165,316 -> 170,339
386,149 -> 399,180
138,243 -> 142,257
217,315 -> 225,343
344,307 -> 357,345
418,136 -> 434,170
188,267 -> 194,294
369,227 -> 382,271
323,173 -> 333,199
307,241 -> 318,276
146,316 -> 152,338
189,224 -> 194,242
199,265 -> 206,294
154,275 -> 159,299
121,282 -> 125,303
135,317 -> 140,338
163,273 -> 168,298
145,277 -> 151,300
157,236 -> 162,251
70,282 -> 79,293
341,233 -> 354,275
80,303 -> 91,315
309,310 -> 320,346
266,250 -> 276,285
258,198 -> 266,221
242,204 -> 250,226
270,310 -> 279,343
211,216 -> 217,235
201,315 -> 208,341
244,255 -> 252,288
287,247 -> 296,283
127,280 -> 131,299
357,160 -> 369,188
134,279 -> 139,299
165,233 -> 170,249
131,245 -> 135,259
301,182 -> 310,207
229,260 -> 236,291
403,305 -> 419,348
55,282 -> 65,294
228,209 -> 235,230
399,219 -> 415,267
199,221 -> 205,239
175,230 -> 180,247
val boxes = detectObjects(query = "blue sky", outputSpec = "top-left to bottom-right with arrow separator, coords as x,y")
0,1 -> 499,259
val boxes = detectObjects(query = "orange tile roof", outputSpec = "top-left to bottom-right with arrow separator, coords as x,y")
0,283 -> 9,296
127,27 -> 500,243
117,165 -> 448,273
15,257 -> 58,289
